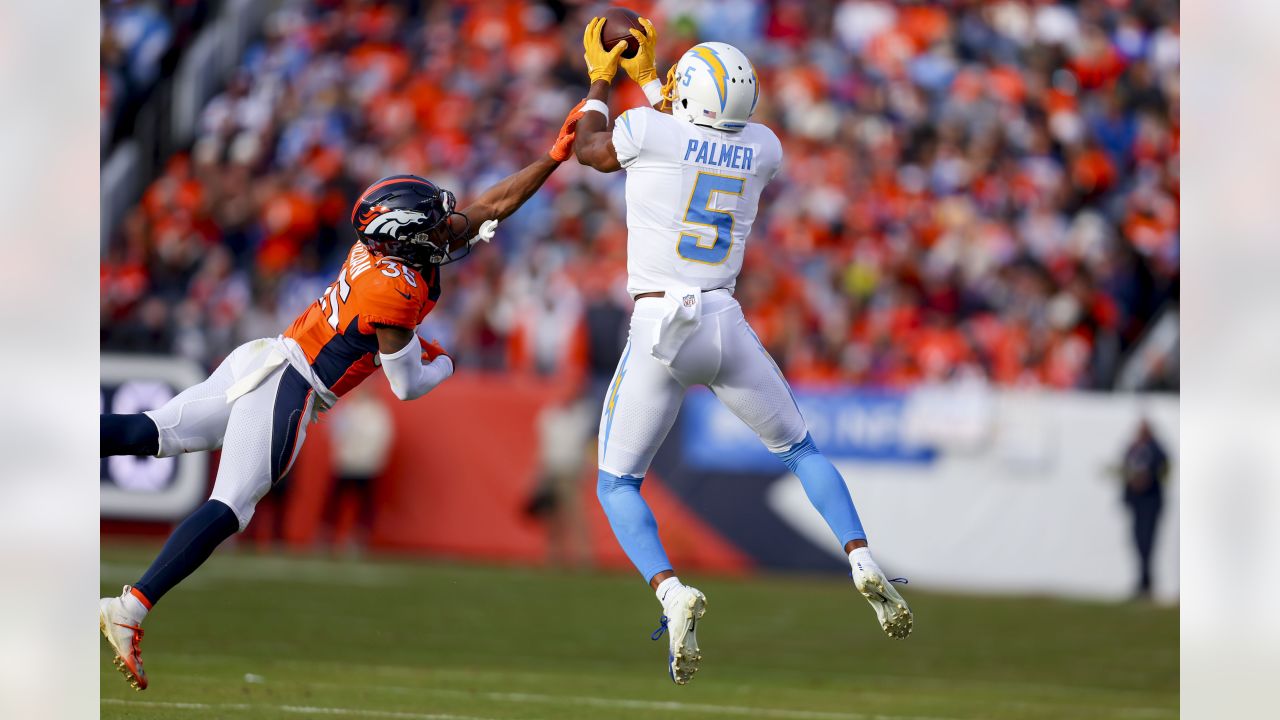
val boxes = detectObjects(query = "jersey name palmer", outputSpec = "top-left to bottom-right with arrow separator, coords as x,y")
683,139 -> 756,173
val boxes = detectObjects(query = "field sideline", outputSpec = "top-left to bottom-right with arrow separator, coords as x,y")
100,543 -> 1176,720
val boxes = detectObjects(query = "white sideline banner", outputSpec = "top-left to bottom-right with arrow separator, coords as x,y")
101,355 -> 209,521
767,390 -> 1179,603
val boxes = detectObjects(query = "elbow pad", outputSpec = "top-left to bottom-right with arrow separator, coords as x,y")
379,338 -> 454,401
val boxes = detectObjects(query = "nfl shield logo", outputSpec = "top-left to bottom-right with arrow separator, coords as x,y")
682,294 -> 697,308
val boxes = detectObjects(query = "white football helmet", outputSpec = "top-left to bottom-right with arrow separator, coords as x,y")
667,42 -> 759,132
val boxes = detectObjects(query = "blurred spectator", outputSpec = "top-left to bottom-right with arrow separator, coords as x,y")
102,0 -> 1179,393
102,1 -> 172,90
326,385 -> 395,553
524,393 -> 595,568
1120,418 -> 1169,599
101,1 -> 211,150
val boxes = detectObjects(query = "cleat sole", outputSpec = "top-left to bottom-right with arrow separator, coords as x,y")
101,607 -> 147,691
855,575 -> 913,640
669,592 -> 707,685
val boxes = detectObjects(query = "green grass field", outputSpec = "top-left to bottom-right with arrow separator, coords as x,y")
100,543 -> 1176,720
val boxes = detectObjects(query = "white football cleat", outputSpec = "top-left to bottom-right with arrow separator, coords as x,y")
99,586 -> 148,690
851,560 -> 913,639
653,585 -> 707,685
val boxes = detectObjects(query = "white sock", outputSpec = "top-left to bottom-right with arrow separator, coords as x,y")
849,547 -> 880,575
655,576 -> 685,606
121,587 -> 150,623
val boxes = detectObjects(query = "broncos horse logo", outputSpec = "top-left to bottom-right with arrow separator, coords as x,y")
360,208 -> 429,238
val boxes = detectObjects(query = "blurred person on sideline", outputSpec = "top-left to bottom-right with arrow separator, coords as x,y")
522,272 -> 630,567
327,384 -> 394,553
1121,418 -> 1169,599
524,390 -> 596,568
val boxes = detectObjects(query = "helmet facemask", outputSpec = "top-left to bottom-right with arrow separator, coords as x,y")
405,189 -> 471,267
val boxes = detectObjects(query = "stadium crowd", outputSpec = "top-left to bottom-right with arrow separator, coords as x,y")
101,0 -> 212,151
100,0 -> 1179,392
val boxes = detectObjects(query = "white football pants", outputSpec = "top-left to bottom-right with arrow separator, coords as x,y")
144,338 -> 316,530
597,290 -> 808,478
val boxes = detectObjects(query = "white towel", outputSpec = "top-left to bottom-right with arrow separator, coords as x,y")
649,287 -> 703,366
224,350 -> 287,404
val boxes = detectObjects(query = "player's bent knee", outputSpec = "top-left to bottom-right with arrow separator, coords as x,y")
773,432 -> 821,472
597,469 -> 643,503
207,495 -> 251,532
204,498 -> 241,532
209,482 -> 268,533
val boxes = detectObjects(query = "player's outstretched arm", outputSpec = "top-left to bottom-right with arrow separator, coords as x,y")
455,155 -> 558,228
575,17 -> 627,173
443,101 -> 586,249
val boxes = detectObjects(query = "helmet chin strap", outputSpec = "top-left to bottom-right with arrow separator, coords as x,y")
659,65 -> 680,112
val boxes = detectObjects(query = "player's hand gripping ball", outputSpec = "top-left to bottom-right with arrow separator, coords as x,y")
583,16 -> 628,84
619,16 -> 658,86
599,7 -> 644,58
549,99 -> 587,162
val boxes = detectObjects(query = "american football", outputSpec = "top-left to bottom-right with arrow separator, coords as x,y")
600,6 -> 644,59
95,1 -> 1180,719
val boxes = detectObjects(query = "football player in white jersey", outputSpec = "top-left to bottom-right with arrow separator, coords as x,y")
571,17 -> 912,685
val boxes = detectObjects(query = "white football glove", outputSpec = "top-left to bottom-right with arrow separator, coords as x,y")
469,219 -> 499,246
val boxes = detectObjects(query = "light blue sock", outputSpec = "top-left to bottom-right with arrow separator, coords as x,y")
597,470 -> 673,583
775,434 -> 867,549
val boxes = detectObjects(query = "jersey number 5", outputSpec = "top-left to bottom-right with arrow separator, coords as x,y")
677,172 -> 745,265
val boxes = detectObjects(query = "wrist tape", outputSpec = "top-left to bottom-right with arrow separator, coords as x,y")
581,99 -> 610,118
642,79 -> 663,107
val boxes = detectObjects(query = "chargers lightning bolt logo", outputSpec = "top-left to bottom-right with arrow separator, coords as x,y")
688,46 -> 729,111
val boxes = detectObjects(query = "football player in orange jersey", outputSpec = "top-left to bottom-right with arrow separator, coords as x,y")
97,102 -> 587,691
